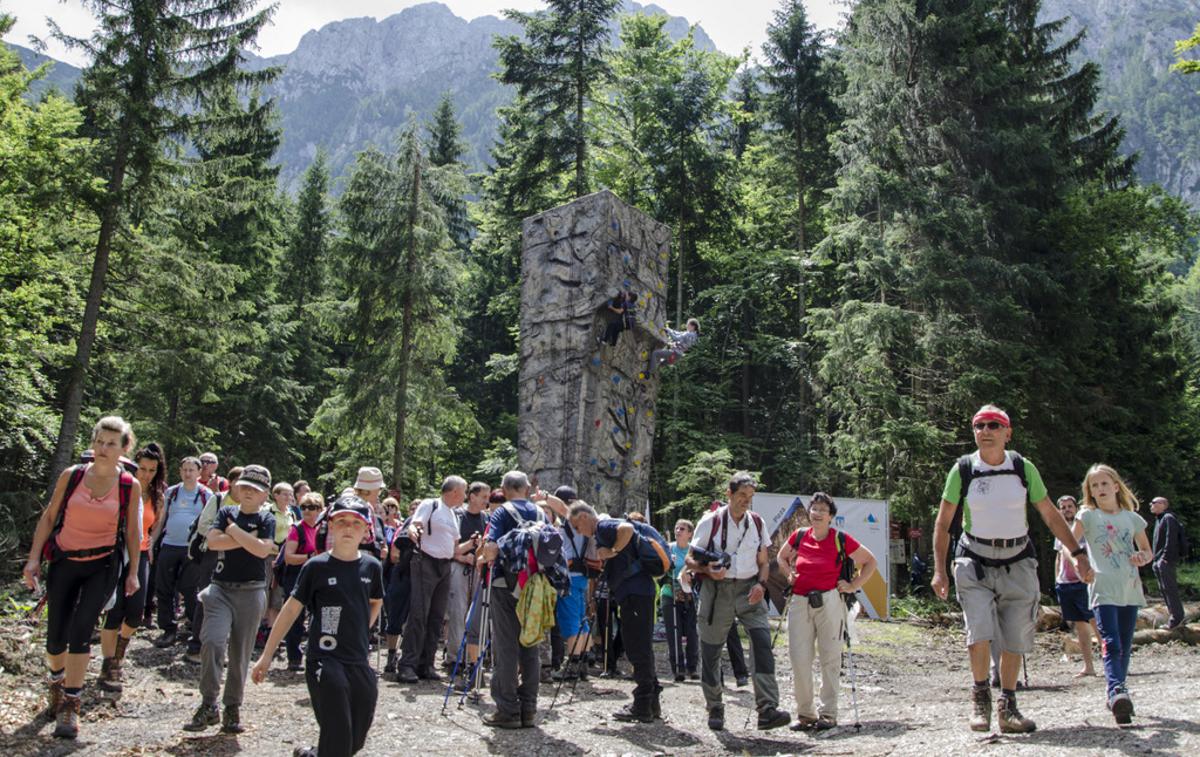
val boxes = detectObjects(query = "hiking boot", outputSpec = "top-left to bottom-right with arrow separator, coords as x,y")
418,668 -> 443,682
521,709 -> 537,728
287,660 -> 304,672
483,711 -> 523,729
707,704 -> 725,731
98,657 -> 123,693
813,715 -> 837,731
674,671 -> 685,683
52,693 -> 81,739
154,630 -> 177,648
183,703 -> 220,732
688,671 -> 699,681
395,668 -> 419,684
613,703 -> 654,723
757,707 -> 791,731
552,665 -> 578,682
997,693 -> 1036,734
650,692 -> 662,721
183,650 -> 202,665
1110,690 -> 1133,728
293,748 -> 318,757
45,675 -> 64,717
736,674 -> 750,688
791,715 -> 819,731
221,704 -> 244,734
384,651 -> 398,675
970,685 -> 992,732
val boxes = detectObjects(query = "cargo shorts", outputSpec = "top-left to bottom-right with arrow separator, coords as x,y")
952,537 -> 1039,654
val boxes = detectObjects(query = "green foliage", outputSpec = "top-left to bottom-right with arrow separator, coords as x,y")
664,449 -> 758,522
1171,21 -> 1200,75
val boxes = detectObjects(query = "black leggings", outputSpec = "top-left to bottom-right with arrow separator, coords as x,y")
47,556 -> 117,655
104,551 -> 150,630
307,658 -> 377,757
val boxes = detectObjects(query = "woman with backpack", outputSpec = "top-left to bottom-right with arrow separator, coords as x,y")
22,416 -> 143,739
777,492 -> 877,732
98,442 -> 167,693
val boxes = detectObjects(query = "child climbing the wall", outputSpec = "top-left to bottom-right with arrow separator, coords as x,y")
648,318 -> 700,372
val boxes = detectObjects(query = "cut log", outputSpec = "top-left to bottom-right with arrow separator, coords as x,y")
1131,623 -> 1200,647
1037,605 -> 1062,632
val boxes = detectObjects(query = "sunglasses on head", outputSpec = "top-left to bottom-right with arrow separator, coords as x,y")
973,421 -> 1004,431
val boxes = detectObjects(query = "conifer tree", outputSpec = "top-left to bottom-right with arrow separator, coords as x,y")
494,0 -> 620,201
44,0 -> 274,486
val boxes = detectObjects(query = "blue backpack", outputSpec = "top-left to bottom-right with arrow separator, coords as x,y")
630,520 -> 672,578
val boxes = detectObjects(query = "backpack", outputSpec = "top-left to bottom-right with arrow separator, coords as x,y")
184,489 -> 219,562
41,464 -> 135,563
705,505 -> 766,555
495,502 -> 559,576
949,451 -> 1029,545
629,520 -> 672,578
389,516 -> 417,573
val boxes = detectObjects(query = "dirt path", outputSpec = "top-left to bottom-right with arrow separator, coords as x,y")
1,613 -> 1197,756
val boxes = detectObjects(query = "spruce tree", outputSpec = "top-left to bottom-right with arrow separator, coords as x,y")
44,0 -> 274,486
494,0 -> 620,201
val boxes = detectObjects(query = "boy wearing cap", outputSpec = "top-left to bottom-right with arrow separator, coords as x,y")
252,495 -> 384,757
184,464 -> 276,735
931,405 -> 1089,734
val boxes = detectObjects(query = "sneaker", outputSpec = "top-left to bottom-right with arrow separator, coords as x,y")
154,630 -> 178,648
183,703 -> 220,732
997,693 -> 1036,734
483,711 -> 523,729
707,704 -> 725,731
98,657 -> 123,693
1110,691 -> 1133,728
53,693 -> 81,739
757,707 -> 791,731
970,685 -> 992,732
221,704 -> 244,734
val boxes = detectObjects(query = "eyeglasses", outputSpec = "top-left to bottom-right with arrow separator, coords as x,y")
973,421 -> 1003,431
301,505 -> 323,511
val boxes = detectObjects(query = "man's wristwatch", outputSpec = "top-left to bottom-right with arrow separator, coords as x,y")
1071,547 -> 1087,558
758,580 -> 769,593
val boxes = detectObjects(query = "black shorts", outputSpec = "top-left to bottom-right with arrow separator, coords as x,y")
1055,581 -> 1093,623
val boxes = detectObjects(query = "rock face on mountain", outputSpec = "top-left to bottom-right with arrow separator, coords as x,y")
518,191 -> 670,516
250,1 -> 714,191
1041,0 -> 1200,206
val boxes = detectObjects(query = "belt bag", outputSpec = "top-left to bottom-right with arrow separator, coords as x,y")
958,541 -> 1035,581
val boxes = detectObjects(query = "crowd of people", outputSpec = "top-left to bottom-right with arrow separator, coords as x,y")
19,404 -> 1187,754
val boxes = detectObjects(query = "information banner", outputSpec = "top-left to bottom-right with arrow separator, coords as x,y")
753,493 -> 890,620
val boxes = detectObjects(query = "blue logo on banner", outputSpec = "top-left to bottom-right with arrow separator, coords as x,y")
867,513 -> 877,523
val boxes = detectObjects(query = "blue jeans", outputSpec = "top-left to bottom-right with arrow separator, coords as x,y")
1093,604 -> 1138,699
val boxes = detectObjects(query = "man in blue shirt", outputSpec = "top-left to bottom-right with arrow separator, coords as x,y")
569,503 -> 661,723
477,471 -> 545,729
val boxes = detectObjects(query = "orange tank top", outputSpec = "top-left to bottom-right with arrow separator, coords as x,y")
56,466 -> 122,560
140,497 -> 158,553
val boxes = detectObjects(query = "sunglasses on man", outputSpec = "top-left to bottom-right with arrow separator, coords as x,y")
973,421 -> 1004,431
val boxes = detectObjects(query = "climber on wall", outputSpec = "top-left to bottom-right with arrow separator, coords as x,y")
648,318 -> 700,373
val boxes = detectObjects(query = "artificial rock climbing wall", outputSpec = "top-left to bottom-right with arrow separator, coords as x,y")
518,190 -> 671,516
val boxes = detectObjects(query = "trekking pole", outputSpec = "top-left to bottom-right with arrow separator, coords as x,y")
1022,653 -> 1029,689
472,573 -> 493,694
443,580 -> 484,714
566,623 -> 594,706
673,596 -> 684,681
845,624 -> 862,730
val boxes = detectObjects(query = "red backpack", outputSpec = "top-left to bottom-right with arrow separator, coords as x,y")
41,464 -> 135,563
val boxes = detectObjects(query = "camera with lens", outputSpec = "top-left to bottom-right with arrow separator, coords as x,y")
806,589 -> 824,609
690,546 -> 732,571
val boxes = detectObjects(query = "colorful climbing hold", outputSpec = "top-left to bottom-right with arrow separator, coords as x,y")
640,351 -> 648,359
595,483 -> 603,492
638,372 -> 646,380
611,375 -> 621,384
594,419 -> 601,428
591,357 -> 601,366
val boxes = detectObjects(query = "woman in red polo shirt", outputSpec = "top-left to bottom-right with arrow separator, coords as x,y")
777,492 -> 877,731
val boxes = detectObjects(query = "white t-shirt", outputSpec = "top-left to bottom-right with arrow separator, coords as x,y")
412,498 -> 459,560
692,506 -> 764,580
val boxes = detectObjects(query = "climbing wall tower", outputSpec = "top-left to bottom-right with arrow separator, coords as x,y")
517,190 -> 671,516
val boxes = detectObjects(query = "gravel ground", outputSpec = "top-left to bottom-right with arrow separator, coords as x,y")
1,612 -> 1197,756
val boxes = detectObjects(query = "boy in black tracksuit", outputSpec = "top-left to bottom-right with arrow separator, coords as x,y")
253,495 -> 384,757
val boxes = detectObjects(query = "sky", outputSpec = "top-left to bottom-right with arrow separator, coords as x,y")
4,0 -> 847,67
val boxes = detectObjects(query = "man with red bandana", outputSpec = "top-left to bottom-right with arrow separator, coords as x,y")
931,405 -> 1089,735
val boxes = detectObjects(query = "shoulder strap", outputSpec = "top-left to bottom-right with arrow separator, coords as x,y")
835,529 -> 847,563
956,455 -> 973,509
751,511 -> 765,545
1008,451 -> 1029,503
52,464 -> 89,532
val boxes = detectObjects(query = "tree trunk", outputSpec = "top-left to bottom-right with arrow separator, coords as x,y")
46,150 -> 128,498
392,152 -> 423,496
